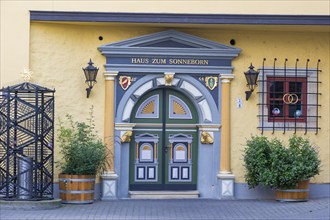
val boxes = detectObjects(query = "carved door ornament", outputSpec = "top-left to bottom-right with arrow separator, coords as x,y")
200,131 -> 214,144
164,73 -> 175,86
205,76 -> 218,91
119,76 -> 132,90
121,131 -> 133,143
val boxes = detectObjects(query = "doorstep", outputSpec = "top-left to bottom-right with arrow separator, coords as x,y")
129,191 -> 199,199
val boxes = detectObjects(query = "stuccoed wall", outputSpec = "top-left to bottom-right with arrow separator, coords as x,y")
29,24 -> 165,180
24,22 -> 330,183
1,0 -> 329,89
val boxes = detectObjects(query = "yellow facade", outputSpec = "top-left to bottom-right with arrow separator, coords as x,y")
7,22 -> 325,184
0,1 -> 329,197
1,0 -> 329,87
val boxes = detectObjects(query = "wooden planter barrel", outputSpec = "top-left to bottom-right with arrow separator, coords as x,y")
275,179 -> 310,202
59,174 -> 95,204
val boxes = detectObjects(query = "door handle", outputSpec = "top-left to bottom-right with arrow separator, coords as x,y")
164,145 -> 171,153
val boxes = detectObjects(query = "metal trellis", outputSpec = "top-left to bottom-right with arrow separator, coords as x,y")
0,82 -> 55,200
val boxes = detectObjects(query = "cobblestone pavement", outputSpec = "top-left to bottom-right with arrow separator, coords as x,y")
1,197 -> 329,220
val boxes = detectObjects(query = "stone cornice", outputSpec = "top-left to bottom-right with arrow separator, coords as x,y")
30,11 -> 330,25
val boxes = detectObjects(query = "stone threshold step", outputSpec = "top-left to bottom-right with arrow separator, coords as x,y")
0,199 -> 62,210
129,191 -> 199,199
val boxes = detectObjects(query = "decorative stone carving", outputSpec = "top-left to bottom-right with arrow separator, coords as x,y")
121,131 -> 132,143
164,72 -> 175,86
200,131 -> 214,144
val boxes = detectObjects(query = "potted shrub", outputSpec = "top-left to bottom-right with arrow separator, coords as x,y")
243,135 -> 321,202
57,111 -> 107,204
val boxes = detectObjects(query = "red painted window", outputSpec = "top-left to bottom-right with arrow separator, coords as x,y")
267,77 -> 307,122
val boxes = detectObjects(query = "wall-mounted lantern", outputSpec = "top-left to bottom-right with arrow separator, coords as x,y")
82,59 -> 99,98
244,63 -> 259,100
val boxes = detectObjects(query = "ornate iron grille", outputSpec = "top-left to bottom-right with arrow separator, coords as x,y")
257,58 -> 321,134
0,82 -> 55,200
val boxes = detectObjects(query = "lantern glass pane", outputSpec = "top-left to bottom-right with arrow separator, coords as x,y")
94,71 -> 98,81
245,73 -> 252,85
91,70 -> 97,81
88,71 -> 93,81
251,73 -> 258,85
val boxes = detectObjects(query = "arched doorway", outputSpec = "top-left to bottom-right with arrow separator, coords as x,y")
99,30 -> 240,199
129,88 -> 198,190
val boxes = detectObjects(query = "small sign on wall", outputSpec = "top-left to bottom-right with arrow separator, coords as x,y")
237,98 -> 243,109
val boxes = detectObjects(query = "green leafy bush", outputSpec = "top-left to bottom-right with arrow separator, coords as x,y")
57,109 -> 107,175
243,135 -> 321,189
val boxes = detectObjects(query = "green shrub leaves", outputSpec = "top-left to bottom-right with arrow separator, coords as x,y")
243,135 -> 321,189
57,110 -> 107,175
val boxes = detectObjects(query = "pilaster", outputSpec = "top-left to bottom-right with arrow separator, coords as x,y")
101,71 -> 118,200
218,74 -> 235,199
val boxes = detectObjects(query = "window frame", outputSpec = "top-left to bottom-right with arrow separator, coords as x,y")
267,77 -> 307,122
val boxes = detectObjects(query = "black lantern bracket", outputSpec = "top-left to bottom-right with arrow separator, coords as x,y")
245,90 -> 253,101
83,59 -> 99,98
244,63 -> 259,100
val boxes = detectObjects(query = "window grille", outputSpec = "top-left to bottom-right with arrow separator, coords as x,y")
257,58 -> 321,134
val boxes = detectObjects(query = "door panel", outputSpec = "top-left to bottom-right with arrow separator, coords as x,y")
130,132 -> 162,185
165,132 -> 197,185
130,88 -> 198,191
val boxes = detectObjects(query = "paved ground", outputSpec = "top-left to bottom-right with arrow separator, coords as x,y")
1,197 -> 329,220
